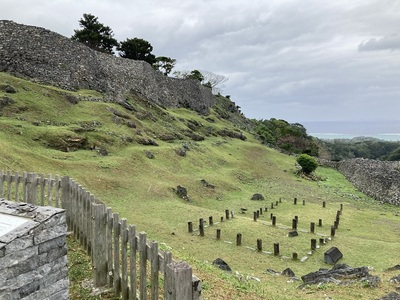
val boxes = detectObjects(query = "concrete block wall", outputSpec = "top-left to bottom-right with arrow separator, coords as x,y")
0,199 -> 69,300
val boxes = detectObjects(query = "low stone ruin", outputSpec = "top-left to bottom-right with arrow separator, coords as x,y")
0,199 -> 69,299
300,264 -> 380,288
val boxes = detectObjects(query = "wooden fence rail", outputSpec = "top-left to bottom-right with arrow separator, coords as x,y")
0,171 -> 201,300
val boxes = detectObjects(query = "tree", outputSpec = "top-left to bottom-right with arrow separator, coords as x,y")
200,70 -> 228,94
188,70 -> 204,82
118,38 -> 156,65
153,56 -> 176,75
71,13 -> 118,54
173,69 -> 227,94
297,154 -> 318,174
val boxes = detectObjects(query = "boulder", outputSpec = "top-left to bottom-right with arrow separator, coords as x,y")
212,258 -> 232,272
251,193 -> 265,200
282,268 -> 296,277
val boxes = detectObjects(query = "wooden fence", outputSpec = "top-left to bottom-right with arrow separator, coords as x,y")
0,170 -> 201,300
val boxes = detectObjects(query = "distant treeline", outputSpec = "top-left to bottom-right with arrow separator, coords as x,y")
318,137 -> 400,161
252,119 -> 400,161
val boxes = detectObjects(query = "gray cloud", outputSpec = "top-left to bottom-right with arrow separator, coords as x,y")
358,35 -> 400,51
0,0 -> 399,129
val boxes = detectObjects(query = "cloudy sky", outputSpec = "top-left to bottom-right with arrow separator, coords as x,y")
1,0 -> 400,131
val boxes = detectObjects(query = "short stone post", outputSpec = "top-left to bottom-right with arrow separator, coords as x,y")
236,233 -> 242,246
274,243 -> 279,256
257,239 -> 262,252
188,221 -> 193,233
331,225 -> 336,237
292,218 -> 297,230
311,238 -> 317,250
310,222 -> 315,234
199,218 -> 204,236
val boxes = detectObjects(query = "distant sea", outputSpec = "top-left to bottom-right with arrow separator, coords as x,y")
301,121 -> 400,141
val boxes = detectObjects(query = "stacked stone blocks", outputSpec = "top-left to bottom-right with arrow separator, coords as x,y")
0,199 -> 69,300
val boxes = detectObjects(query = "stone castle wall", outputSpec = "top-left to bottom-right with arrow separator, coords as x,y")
318,158 -> 400,205
0,199 -> 69,299
0,20 -> 215,115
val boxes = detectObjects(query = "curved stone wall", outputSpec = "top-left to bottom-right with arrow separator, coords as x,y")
0,20 -> 214,115
319,158 -> 400,205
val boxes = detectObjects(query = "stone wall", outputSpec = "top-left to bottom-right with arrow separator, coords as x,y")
318,158 -> 400,205
0,20 -> 215,115
0,199 -> 69,300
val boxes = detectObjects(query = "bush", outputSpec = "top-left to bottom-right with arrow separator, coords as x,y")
297,154 -> 318,174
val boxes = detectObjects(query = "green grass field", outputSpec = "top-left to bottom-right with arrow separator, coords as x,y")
1,72 -> 399,299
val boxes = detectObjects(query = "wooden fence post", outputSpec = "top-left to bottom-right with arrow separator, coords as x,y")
165,261 -> 193,300
114,213 -> 121,296
163,251 -> 172,300
272,216 -> 276,226
106,208 -> 114,288
121,219 -> 129,300
151,241 -> 159,300
26,172 -> 38,205
0,170 -> 3,197
92,203 -> 107,286
209,216 -> 213,226
61,176 -> 70,228
129,225 -> 137,300
139,232 -> 147,300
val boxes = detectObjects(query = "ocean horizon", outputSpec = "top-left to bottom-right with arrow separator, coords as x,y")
301,120 -> 400,141
309,132 -> 400,141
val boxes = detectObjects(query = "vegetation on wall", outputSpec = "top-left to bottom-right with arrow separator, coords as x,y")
319,137 -> 400,161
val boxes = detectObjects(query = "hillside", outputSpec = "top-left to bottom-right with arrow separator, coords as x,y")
0,22 -> 399,300
1,72 -> 400,299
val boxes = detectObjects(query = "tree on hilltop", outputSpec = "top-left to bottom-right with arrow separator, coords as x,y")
72,13 -> 118,54
173,69 -> 227,94
118,38 -> 157,65
153,56 -> 176,75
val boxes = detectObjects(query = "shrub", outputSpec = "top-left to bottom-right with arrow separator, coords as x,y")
297,154 -> 318,174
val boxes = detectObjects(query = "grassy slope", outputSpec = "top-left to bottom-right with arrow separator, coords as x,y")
0,72 -> 399,299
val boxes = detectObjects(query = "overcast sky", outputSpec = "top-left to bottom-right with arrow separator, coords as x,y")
1,0 -> 400,128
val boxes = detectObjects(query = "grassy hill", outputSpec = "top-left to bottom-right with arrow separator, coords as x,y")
1,72 -> 399,299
